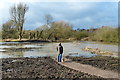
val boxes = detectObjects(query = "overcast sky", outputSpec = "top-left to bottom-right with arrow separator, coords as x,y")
0,0 -> 118,30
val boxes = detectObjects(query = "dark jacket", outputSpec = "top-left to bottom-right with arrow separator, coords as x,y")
57,45 -> 63,54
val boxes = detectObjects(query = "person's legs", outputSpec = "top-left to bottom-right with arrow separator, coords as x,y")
58,54 -> 62,62
59,54 -> 62,62
57,54 -> 59,62
58,54 -> 60,62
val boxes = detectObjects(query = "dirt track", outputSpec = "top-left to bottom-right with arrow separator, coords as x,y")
2,57 -> 100,79
58,58 -> 119,78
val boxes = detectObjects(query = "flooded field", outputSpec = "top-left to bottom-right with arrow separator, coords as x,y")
0,41 -> 118,58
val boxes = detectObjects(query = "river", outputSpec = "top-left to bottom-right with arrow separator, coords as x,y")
0,41 -> 118,58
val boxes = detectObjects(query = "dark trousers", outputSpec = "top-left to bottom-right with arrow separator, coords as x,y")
58,54 -> 62,62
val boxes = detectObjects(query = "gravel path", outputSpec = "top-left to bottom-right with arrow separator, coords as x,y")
54,58 -> 119,79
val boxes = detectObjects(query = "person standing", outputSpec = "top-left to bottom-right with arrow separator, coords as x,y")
57,43 -> 63,62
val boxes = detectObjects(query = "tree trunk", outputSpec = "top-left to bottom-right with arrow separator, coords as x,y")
19,33 -> 22,40
29,32 -> 32,40
47,32 -> 53,39
19,26 -> 23,40
39,30 -> 43,39
36,31 -> 39,39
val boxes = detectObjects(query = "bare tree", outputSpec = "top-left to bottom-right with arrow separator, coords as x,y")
10,3 -> 29,40
44,14 -> 53,27
44,14 -> 53,40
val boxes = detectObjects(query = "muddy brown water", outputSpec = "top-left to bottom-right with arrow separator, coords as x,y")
0,41 -> 118,58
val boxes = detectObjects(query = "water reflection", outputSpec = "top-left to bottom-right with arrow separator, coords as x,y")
1,51 -> 24,58
0,41 -> 118,58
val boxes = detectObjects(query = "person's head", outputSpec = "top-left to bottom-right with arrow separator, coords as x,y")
59,43 -> 61,46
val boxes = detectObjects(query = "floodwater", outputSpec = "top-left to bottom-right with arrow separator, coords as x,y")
0,41 -> 118,58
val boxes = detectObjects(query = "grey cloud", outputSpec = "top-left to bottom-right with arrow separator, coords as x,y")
1,2 -> 118,30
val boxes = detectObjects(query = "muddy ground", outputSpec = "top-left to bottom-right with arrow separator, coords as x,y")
66,56 -> 119,73
1,57 -> 104,79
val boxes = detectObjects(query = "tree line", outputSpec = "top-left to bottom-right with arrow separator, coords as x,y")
1,3 -> 119,43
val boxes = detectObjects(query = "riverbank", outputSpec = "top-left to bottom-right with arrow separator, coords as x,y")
82,47 -> 117,56
81,36 -> 118,45
1,39 -> 50,43
0,38 -> 74,42
66,56 -> 119,73
81,39 -> 118,45
2,57 -> 103,79
1,38 -> 118,46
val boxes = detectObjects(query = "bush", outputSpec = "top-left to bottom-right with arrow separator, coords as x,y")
91,26 -> 118,43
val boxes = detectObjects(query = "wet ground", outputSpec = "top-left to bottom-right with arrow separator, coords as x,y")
66,56 -> 119,73
2,57 -> 101,79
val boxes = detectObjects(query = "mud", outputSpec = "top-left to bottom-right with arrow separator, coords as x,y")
2,57 -> 101,79
66,56 -> 119,73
